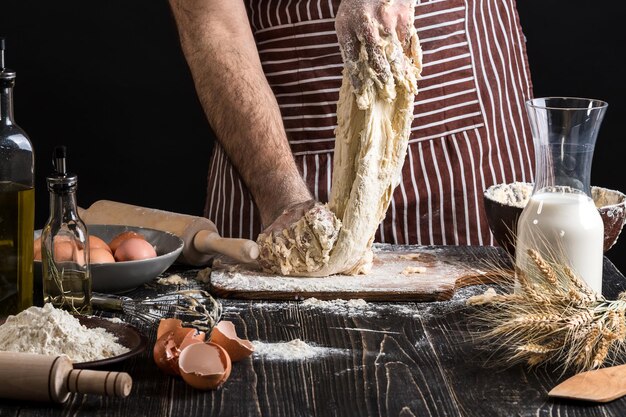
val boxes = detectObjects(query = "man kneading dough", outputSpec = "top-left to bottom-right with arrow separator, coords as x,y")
257,4 -> 423,276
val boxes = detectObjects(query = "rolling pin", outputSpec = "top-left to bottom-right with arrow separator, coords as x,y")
0,352 -> 132,403
79,200 -> 259,266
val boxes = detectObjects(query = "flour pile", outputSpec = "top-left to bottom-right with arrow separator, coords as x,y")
0,304 -> 129,362
252,339 -> 346,361
484,182 -> 533,208
257,7 -> 423,277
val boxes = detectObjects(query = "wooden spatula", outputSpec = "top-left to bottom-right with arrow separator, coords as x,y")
549,364 -> 626,403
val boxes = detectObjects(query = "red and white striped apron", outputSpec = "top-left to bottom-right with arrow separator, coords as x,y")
204,0 -> 535,246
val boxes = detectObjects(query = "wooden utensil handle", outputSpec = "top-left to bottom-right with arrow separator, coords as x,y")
67,369 -> 132,398
193,230 -> 259,263
0,352 -> 132,403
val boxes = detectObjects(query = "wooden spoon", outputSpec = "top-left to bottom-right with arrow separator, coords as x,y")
549,364 -> 626,403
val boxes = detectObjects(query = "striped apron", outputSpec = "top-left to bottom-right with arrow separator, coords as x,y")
204,0 -> 535,246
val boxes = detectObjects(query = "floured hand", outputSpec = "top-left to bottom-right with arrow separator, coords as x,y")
335,0 -> 419,99
261,199 -> 317,236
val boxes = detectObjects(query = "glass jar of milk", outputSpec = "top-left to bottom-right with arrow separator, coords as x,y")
516,97 -> 608,294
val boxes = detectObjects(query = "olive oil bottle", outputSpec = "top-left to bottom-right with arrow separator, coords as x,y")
0,38 -> 35,316
41,146 -> 91,315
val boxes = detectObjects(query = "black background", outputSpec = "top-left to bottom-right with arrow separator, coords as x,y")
1,1 -> 625,271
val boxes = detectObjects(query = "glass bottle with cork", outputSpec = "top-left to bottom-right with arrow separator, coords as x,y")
41,146 -> 92,314
0,38 -> 35,316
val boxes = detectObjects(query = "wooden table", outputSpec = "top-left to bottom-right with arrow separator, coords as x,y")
2,246 -> 626,417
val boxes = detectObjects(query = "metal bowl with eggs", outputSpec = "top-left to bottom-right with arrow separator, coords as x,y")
34,224 -> 184,293
483,182 -> 626,256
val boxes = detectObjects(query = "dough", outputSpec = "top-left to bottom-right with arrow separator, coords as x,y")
401,266 -> 427,275
258,17 -> 422,276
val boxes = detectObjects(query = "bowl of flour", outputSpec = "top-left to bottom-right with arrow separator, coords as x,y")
483,182 -> 626,256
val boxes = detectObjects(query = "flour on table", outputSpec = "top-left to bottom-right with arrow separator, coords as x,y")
301,297 -> 368,309
103,316 -> 125,324
257,8 -> 422,277
252,339 -> 347,361
0,304 -> 129,363
156,274 -> 189,285
484,182 -> 532,208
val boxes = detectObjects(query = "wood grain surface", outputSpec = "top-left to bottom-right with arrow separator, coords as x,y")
3,246 -> 626,417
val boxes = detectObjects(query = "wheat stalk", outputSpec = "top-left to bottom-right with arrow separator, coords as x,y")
467,247 -> 625,372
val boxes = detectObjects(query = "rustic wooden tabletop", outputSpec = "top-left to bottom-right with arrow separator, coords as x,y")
2,245 -> 626,417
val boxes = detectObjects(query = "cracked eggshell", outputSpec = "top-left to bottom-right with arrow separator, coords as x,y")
157,318 -> 184,340
153,331 -> 181,375
209,320 -> 255,362
180,330 -> 206,351
154,319 -> 205,375
179,342 -> 231,390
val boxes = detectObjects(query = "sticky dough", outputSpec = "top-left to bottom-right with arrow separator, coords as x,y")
258,19 -> 423,277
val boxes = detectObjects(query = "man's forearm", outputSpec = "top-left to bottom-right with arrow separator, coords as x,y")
168,0 -> 312,226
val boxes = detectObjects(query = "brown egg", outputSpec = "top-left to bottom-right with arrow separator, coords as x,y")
178,342 -> 231,390
34,237 -> 42,260
90,247 -> 116,264
209,320 -> 254,362
53,239 -> 74,262
114,238 -> 157,262
109,231 -> 146,253
89,235 -> 112,253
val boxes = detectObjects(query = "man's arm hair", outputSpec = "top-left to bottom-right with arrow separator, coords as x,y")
168,0 -> 312,227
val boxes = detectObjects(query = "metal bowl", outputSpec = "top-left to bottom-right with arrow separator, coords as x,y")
484,183 -> 626,256
34,224 -> 184,294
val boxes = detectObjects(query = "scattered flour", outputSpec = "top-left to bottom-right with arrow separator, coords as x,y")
0,304 -> 129,363
484,182 -> 532,208
252,339 -> 347,360
301,297 -> 368,309
156,274 -> 189,285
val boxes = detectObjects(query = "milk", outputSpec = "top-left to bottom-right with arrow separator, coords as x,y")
515,191 -> 604,293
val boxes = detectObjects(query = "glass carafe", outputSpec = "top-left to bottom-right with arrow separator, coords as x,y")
516,97 -> 607,294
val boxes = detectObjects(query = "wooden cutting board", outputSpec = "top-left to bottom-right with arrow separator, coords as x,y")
209,244 -> 509,302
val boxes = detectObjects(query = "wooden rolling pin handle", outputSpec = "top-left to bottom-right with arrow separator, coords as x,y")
67,369 -> 132,398
193,229 -> 260,263
0,352 -> 132,403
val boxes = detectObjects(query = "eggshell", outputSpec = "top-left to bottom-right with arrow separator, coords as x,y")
180,330 -> 206,351
179,342 -> 231,390
157,318 -> 184,340
153,331 -> 181,375
90,247 -> 116,264
153,319 -> 206,376
89,235 -> 112,253
114,238 -> 157,262
209,320 -> 255,362
109,231 -> 146,253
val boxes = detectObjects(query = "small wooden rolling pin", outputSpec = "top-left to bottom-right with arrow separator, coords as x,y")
0,352 -> 132,403
79,200 -> 259,266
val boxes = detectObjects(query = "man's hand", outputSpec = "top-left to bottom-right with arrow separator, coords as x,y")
335,0 -> 417,91
260,199 -> 317,236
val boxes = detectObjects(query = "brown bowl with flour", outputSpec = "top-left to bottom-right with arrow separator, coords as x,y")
483,182 -> 626,256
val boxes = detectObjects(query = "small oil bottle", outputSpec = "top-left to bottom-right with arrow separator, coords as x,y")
0,38 -> 35,316
41,146 -> 92,314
